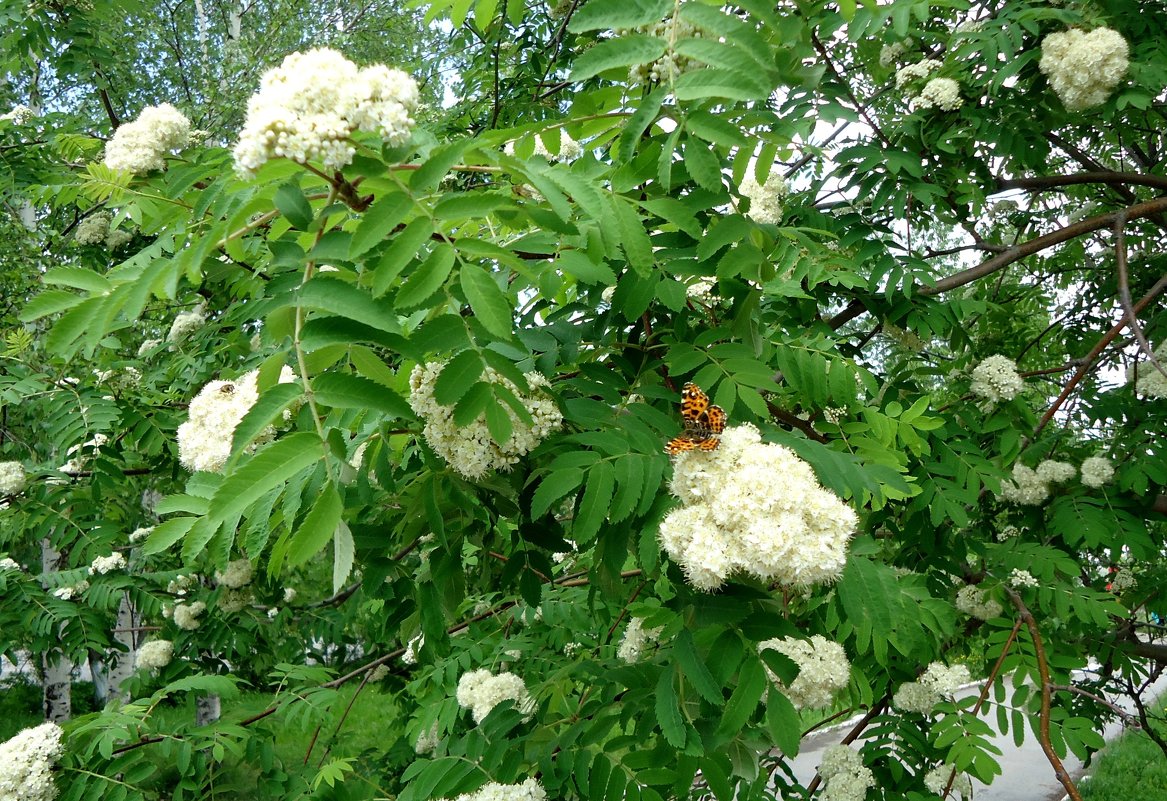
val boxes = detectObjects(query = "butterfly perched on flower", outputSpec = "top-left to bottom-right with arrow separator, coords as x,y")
665,383 -> 726,455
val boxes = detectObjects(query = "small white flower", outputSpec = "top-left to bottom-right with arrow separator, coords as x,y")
758,635 -> 850,710
0,462 -> 27,495
969,354 -> 1024,402
455,668 -> 536,724
1036,460 -> 1076,483
0,722 -> 64,801
616,617 -> 663,663
88,552 -> 127,575
955,584 -> 1002,620
104,103 -> 192,174
0,557 -> 22,571
1080,456 -> 1115,488
923,764 -> 973,798
739,174 -> 788,225
819,744 -> 875,801
1039,27 -> 1129,111
129,526 -> 154,544
215,559 -> 253,589
167,307 -> 206,345
173,601 -> 207,631
1009,568 -> 1039,589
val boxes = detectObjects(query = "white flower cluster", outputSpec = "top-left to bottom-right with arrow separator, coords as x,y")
216,559 -> 253,589
137,338 -> 162,357
616,617 -> 664,663
955,584 -> 1002,620
1111,567 -> 1137,592
505,131 -> 582,162
819,745 -> 875,801
1009,568 -> 1039,589
740,174 -> 788,225
75,211 -> 112,245
995,524 -> 1021,541
409,362 -> 563,480
1036,460 -> 1076,483
1080,456 -> 1114,488
620,17 -> 703,85
58,433 -> 107,474
173,601 -> 206,630
104,103 -> 192,174
969,355 -> 1024,402
129,526 -> 153,543
0,461 -> 26,495
52,581 -> 89,600
686,279 -> 717,304
233,48 -> 419,177
401,633 -> 424,665
1,104 -> 35,125
283,587 -> 297,603
167,306 -> 206,345
0,722 -> 64,801
661,424 -> 857,591
437,778 -> 547,801
456,669 -> 536,724
879,41 -> 909,68
1128,343 -> 1167,398
912,77 -> 963,111
758,635 -> 850,710
923,764 -> 973,798
0,557 -> 21,571
414,722 -> 440,754
177,367 -> 298,473
894,662 -> 971,714
88,552 -> 126,575
1039,28 -> 1129,111
998,463 -> 1052,506
136,639 -> 174,671
895,58 -> 941,88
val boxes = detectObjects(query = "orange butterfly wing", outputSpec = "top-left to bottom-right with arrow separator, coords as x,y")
665,383 -> 725,455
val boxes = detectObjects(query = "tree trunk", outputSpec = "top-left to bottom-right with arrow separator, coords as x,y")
104,593 -> 137,702
40,539 -> 72,722
195,694 -> 221,725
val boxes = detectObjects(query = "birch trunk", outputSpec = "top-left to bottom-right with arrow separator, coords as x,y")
40,539 -> 72,722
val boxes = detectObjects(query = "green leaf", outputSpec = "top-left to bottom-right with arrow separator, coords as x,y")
434,350 -> 484,405
373,218 -> 435,296
675,68 -> 772,101
531,468 -> 585,518
313,373 -> 414,418
655,669 -> 687,748
141,517 -> 196,556
485,396 -> 514,444
567,0 -> 671,31
460,263 -> 514,339
575,462 -> 615,542
675,629 -> 723,703
453,381 -> 493,425
615,199 -> 654,273
19,289 -> 85,322
570,36 -> 667,82
557,251 -> 616,285
684,142 -> 723,192
231,381 -> 302,458
349,192 -> 412,259
209,433 -> 324,530
411,140 -> 473,192
396,243 -> 456,309
42,266 -> 112,293
717,656 -> 765,738
764,689 -> 801,756
274,182 -> 314,230
333,520 -> 354,593
299,277 -> 401,335
618,88 -> 666,163
287,484 -> 343,567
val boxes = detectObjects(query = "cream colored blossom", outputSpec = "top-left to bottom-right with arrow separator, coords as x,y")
233,48 -> 419,176
215,559 -> 253,589
1036,460 -> 1076,483
1128,343 -> 1167,398
1009,568 -> 1039,589
620,17 -> 703,85
436,778 -> 547,801
173,601 -> 206,630
167,307 -> 206,345
177,366 -> 298,472
75,211 -> 111,245
740,174 -> 788,225
1080,456 -> 1114,488
970,354 -> 1024,402
409,362 -> 562,480
924,764 -> 973,798
1039,28 -> 1129,111
819,745 -> 875,801
104,103 -> 191,174
998,463 -> 1050,506
88,552 -> 126,575
0,462 -> 26,495
913,77 -> 963,111
616,617 -> 664,663
661,424 -> 857,591
955,584 -> 1002,620
758,635 -> 850,710
136,639 -> 174,671
0,722 -> 64,801
895,58 -> 941,88
455,669 -> 536,724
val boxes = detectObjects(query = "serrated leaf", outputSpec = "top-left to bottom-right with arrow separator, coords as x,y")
655,669 -> 687,748
396,243 -> 456,309
434,350 -> 484,405
618,88 -> 666,163
274,183 -> 314,230
19,289 -> 86,322
373,218 -> 434,296
299,277 -> 401,334
764,688 -> 801,756
556,251 -> 616,285
575,462 -> 615,542
208,433 -> 324,529
230,381 -> 302,458
314,372 -> 414,418
350,192 -> 412,259
460,263 -> 514,339
684,141 -> 723,191
288,484 -> 343,567
717,656 -> 765,737
141,517 -> 197,556
675,629 -> 723,703
567,0 -> 671,31
411,141 -> 473,192
333,520 -> 354,593
485,397 -> 513,444
674,68 -> 772,101
453,381 -> 493,426
608,455 -> 644,524
42,267 -> 112,293
571,36 -> 668,82
531,468 -> 585,518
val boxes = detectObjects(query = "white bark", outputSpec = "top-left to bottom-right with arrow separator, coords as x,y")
195,693 -> 221,725
40,539 -> 72,722
105,593 -> 137,702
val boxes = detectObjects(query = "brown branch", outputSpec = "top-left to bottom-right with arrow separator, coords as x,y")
804,696 -> 890,795
1050,684 -> 1137,725
1006,588 -> 1083,801
1115,213 -> 1167,379
996,172 -> 1167,194
1035,272 -> 1167,436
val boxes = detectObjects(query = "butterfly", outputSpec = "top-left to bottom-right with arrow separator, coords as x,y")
664,383 -> 726,455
